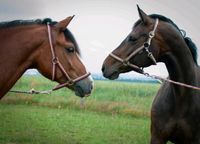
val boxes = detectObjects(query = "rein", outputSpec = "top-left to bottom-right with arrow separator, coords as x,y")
110,18 -> 200,91
9,23 -> 90,94
143,72 -> 200,91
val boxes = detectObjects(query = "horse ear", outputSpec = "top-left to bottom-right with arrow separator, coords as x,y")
137,5 -> 151,24
56,15 -> 75,31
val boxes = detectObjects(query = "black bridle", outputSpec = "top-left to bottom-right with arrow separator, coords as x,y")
109,18 -> 159,74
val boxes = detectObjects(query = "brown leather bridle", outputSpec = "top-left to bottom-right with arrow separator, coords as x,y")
47,23 -> 91,91
109,19 -> 159,74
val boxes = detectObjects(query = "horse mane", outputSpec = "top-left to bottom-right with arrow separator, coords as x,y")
0,18 -> 80,55
0,18 -> 56,28
149,14 -> 198,64
134,14 -> 198,64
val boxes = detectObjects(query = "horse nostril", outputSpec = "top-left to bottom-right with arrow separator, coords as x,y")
90,83 -> 93,91
102,65 -> 105,73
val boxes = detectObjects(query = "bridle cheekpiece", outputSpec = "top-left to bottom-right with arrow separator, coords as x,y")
47,22 -> 90,91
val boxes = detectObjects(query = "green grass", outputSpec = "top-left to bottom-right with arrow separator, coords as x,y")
0,75 -> 160,144
0,104 -> 150,144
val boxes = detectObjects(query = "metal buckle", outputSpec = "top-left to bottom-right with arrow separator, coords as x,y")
144,42 -> 149,48
67,80 -> 74,86
148,52 -> 157,65
122,60 -> 130,66
52,57 -> 59,64
149,31 -> 154,38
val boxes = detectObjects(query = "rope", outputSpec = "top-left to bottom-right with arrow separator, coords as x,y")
9,88 -> 52,94
143,73 -> 200,91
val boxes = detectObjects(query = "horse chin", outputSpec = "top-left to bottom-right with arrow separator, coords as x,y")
74,85 -> 91,97
74,87 -> 84,97
106,71 -> 120,80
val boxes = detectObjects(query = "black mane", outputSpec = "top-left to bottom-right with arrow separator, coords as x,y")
0,18 -> 57,28
151,14 -> 198,64
134,14 -> 198,64
0,18 -> 80,55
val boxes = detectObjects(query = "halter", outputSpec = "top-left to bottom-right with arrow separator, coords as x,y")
47,23 -> 90,91
109,19 -> 159,74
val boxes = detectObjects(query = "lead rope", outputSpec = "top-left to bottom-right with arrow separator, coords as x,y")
9,88 -> 52,94
143,72 -> 200,91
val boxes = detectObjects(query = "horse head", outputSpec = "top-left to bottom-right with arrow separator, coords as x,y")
36,16 -> 93,97
102,6 -> 168,80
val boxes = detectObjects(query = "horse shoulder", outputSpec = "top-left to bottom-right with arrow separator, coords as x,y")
152,81 -> 175,115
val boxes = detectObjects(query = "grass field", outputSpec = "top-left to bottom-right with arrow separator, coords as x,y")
0,75 -> 161,144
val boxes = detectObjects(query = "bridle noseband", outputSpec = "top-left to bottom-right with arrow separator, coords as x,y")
109,19 -> 159,74
47,23 -> 90,91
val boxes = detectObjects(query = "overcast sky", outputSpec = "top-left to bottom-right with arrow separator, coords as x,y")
1,0 -> 200,77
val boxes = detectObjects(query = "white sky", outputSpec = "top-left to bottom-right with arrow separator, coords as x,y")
1,0 -> 200,77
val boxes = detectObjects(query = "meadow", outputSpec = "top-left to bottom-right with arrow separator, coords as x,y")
0,75 -> 161,144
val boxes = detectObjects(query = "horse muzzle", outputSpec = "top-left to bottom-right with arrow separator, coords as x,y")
102,64 -> 120,80
74,76 -> 94,97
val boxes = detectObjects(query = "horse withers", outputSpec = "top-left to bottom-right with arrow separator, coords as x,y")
102,5 -> 200,144
0,16 -> 93,99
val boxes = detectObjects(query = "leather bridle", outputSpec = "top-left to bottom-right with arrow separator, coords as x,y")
47,23 -> 90,91
109,19 -> 159,74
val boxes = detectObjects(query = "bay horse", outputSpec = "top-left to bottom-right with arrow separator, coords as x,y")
0,16 -> 93,99
102,5 -> 200,144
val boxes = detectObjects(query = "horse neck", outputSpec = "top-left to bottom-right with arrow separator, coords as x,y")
0,25 -> 46,98
160,36 -> 198,96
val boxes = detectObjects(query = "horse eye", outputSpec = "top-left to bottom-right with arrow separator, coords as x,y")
128,36 -> 137,42
65,47 -> 75,53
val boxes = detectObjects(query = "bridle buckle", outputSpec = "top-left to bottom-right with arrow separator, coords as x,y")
52,57 -> 59,64
122,60 -> 130,66
144,42 -> 150,48
68,80 -> 74,86
149,31 -> 155,38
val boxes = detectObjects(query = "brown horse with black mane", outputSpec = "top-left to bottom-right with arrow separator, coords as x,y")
0,16 -> 93,99
102,6 -> 200,144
